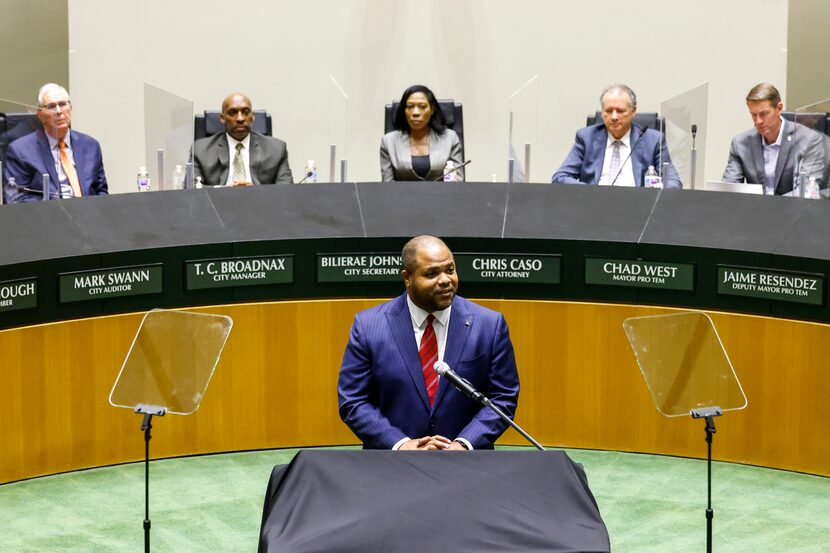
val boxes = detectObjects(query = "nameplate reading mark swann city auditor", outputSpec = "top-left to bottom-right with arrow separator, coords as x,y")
717,266 -> 824,306
60,265 -> 163,303
585,258 -> 694,291
186,256 -> 293,290
454,253 -> 561,284
0,278 -> 37,312
317,253 -> 401,283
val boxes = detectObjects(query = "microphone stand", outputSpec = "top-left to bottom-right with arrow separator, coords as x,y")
691,406 -> 721,553
432,159 -> 472,182
135,403 -> 166,553
609,127 -> 648,187
690,124 -> 698,190
438,364 -> 545,450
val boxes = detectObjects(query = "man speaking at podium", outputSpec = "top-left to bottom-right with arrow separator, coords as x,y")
337,235 -> 520,451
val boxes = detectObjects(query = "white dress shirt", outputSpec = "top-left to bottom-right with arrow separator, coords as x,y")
762,116 -> 785,194
598,129 -> 636,187
391,296 -> 472,450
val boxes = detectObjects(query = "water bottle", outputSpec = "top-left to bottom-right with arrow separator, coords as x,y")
643,165 -> 661,188
195,176 -> 203,189
303,160 -> 318,183
443,161 -> 455,182
805,176 -> 820,199
137,166 -> 151,192
171,165 -> 185,190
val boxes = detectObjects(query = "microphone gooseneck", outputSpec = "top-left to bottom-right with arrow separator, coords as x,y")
609,126 -> 648,187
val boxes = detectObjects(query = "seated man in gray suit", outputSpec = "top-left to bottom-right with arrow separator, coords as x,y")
722,82 -> 826,195
192,93 -> 293,186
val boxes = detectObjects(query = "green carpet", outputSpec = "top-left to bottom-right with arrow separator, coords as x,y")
1,447 -> 828,552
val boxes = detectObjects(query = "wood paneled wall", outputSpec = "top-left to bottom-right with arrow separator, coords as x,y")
2,299 -> 827,484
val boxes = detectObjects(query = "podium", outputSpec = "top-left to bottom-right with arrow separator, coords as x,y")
259,450 -> 611,553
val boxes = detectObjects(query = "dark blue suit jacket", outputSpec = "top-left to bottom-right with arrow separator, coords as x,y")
338,293 -> 520,450
3,129 -> 108,203
552,123 -> 681,188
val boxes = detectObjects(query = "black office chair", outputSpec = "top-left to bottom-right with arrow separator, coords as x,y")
384,99 -> 465,161
194,110 -> 273,141
0,112 -> 41,164
782,111 -> 830,136
586,111 -> 664,132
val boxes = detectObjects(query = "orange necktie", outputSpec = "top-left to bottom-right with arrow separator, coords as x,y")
58,139 -> 82,198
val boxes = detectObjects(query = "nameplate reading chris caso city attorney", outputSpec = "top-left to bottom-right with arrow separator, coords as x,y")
186,256 -> 293,290
585,258 -> 694,291
454,253 -> 561,284
60,265 -> 163,303
717,266 -> 824,306
0,278 -> 37,312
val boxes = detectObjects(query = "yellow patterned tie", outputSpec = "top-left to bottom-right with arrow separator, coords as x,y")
232,142 -> 246,182
59,140 -> 82,198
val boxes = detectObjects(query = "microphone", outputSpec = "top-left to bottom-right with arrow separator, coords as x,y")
434,361 -> 484,404
691,124 -> 697,139
6,179 -> 61,200
433,159 -> 472,182
433,360 -> 546,450
297,170 -> 314,184
609,126 -> 648,187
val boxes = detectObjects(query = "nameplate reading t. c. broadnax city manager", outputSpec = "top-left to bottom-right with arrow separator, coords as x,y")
186,255 -> 293,290
60,265 -> 163,303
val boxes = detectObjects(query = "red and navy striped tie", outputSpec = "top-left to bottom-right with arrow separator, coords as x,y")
419,314 -> 439,406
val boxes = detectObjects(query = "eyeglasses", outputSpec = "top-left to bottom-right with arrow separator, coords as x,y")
41,101 -> 71,111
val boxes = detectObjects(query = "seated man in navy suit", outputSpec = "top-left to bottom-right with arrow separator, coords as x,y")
338,235 -> 520,451
3,83 -> 108,203
552,84 -> 681,188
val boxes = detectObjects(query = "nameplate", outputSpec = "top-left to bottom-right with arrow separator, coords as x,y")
60,265 -> 163,302
186,256 -> 293,290
717,266 -> 824,305
455,253 -> 561,284
585,258 -> 695,291
0,278 -> 37,312
317,253 -> 401,283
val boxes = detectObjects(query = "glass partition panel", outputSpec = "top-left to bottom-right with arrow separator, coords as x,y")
794,98 -> 830,199
0,98 -> 59,203
327,76 -> 349,183
507,75 -> 540,183
661,83 -> 709,190
143,83 -> 193,192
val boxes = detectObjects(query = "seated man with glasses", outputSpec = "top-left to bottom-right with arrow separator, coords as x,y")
3,83 -> 108,203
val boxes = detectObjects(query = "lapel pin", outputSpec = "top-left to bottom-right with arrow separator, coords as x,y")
465,319 -> 470,327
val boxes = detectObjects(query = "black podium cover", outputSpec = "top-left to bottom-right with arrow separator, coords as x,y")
259,450 -> 610,553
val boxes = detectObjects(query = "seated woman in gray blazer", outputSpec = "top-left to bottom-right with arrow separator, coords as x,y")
380,84 -> 464,181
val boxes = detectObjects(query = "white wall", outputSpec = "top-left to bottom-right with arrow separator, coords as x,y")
68,0 -> 789,193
